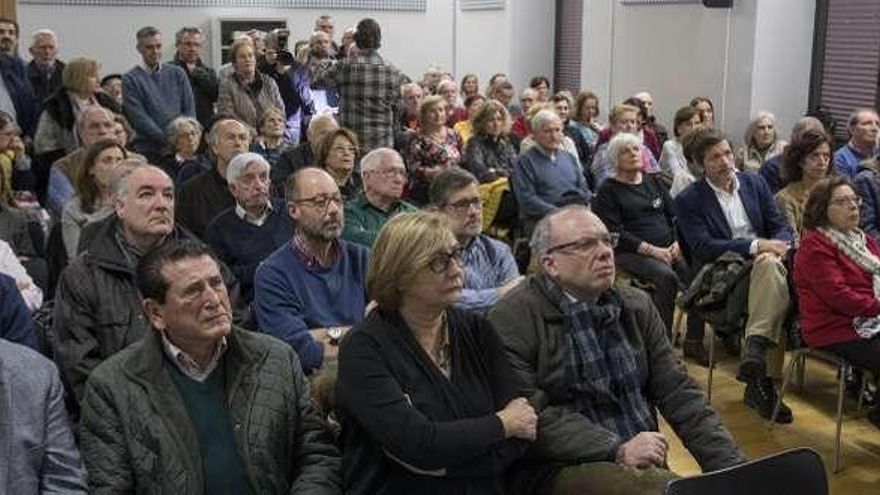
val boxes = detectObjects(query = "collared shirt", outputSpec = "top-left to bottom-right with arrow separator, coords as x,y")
457,235 -> 520,312
433,317 -> 451,379
342,194 -> 417,247
707,174 -> 759,254
140,61 -> 163,74
160,333 -> 228,382
834,142 -> 875,179
234,200 -> 273,227
291,229 -> 339,269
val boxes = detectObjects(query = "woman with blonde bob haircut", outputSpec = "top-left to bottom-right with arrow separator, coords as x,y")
337,210 -> 535,494
463,100 -> 517,183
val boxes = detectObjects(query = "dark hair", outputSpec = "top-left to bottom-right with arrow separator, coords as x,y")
529,75 -> 550,90
353,18 -> 381,50
77,139 -> 127,214
684,128 -> 729,167
622,97 -> 648,123
463,93 -> 485,109
136,239 -> 219,304
285,166 -> 323,204
100,74 -> 122,86
460,73 -> 478,95
429,167 -> 478,206
574,90 -> 599,122
802,176 -> 856,230
780,128 -> 833,186
673,106 -> 700,137
314,128 -> 359,170
136,26 -> 161,42
0,160 -> 11,207
0,17 -> 19,37
690,96 -> 714,111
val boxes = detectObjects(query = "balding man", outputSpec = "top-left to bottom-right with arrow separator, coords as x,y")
488,206 -> 744,494
274,112 -> 338,195
254,167 -> 369,374
511,88 -> 538,139
634,91 -> 668,145
27,29 -> 64,103
834,108 -> 879,178
205,152 -> 292,302
342,147 -> 416,247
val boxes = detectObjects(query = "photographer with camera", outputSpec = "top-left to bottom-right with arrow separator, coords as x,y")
259,28 -> 314,145
170,26 -> 218,129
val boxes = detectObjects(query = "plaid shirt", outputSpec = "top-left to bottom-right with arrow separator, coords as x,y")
313,50 -> 403,152
542,276 -> 655,441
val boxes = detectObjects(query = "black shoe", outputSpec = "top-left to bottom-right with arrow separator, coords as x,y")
844,367 -> 877,407
868,407 -> 880,429
683,339 -> 711,367
737,336 -> 769,382
745,377 -> 793,423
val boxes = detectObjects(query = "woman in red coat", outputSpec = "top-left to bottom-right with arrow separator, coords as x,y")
794,176 -> 880,427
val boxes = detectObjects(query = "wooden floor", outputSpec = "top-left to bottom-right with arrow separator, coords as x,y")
662,345 -> 880,494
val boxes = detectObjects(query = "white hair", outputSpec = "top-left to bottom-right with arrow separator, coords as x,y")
360,148 -> 402,176
30,29 -> 57,46
607,132 -> 642,171
530,109 -> 561,132
226,152 -> 270,184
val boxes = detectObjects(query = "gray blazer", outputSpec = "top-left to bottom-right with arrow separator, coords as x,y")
0,339 -> 88,494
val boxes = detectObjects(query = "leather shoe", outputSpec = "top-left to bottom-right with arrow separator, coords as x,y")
683,339 -> 711,367
745,377 -> 793,423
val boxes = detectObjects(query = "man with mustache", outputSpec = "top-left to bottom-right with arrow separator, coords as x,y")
79,239 -> 342,494
430,167 -> 522,313
52,164 -> 239,412
488,205 -> 744,494
254,167 -> 369,374
0,17 -> 39,138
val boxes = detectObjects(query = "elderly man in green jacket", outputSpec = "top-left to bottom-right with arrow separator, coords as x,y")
488,205 -> 744,495
342,147 -> 416,247
79,239 -> 341,494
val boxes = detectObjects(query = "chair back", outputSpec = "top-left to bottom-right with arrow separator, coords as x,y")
666,448 -> 827,495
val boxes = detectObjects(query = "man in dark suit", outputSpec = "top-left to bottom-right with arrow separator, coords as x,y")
27,29 -> 64,103
0,17 -> 39,137
675,128 -> 795,423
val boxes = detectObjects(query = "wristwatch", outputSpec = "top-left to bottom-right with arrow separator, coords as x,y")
327,327 -> 345,346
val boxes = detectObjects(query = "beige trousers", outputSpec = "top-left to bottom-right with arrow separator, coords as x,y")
745,255 -> 791,378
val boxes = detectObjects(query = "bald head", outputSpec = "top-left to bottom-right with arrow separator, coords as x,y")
285,167 -> 344,242
307,113 -> 339,151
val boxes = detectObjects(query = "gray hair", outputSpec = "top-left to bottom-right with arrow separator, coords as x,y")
436,79 -> 457,93
175,26 -> 203,45
30,29 -> 57,46
110,161 -> 154,198
76,106 -> 114,134
306,112 -> 338,143
226,152 -> 270,184
206,117 -> 249,148
428,168 -> 478,206
530,109 -> 561,132
360,147 -> 401,175
529,204 -> 593,257
165,116 -> 202,142
790,116 -> 824,140
848,108 -> 879,129
607,132 -> 642,172
136,26 -> 161,43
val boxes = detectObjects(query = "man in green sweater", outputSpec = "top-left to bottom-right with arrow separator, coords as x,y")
342,147 -> 417,247
79,239 -> 341,494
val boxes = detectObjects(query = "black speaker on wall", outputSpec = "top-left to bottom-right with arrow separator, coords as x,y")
703,0 -> 734,8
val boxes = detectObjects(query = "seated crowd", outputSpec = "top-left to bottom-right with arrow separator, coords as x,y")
2,12 -> 880,495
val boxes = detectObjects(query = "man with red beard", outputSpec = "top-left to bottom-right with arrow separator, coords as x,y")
52,164 -> 240,411
254,167 -> 369,374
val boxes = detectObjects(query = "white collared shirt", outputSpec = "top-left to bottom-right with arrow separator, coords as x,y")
234,201 -> 272,227
707,174 -> 759,254
161,333 -> 228,382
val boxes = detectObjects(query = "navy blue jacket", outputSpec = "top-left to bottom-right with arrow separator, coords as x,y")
674,172 -> 792,265
758,154 -> 783,194
854,164 -> 880,243
0,272 -> 37,351
0,54 -> 39,137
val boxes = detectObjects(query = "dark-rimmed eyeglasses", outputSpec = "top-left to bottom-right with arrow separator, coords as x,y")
830,196 -> 861,208
546,233 -> 619,255
427,246 -> 465,274
443,197 -> 483,214
292,194 -> 343,211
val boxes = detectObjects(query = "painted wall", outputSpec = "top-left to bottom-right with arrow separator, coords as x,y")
17,0 -> 555,95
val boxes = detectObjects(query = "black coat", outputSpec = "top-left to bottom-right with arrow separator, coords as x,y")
175,165 -> 235,238
168,56 -> 219,128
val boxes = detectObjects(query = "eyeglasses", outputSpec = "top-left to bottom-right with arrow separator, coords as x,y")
331,145 -> 357,155
427,246 -> 465,274
292,193 -> 343,211
546,233 -> 620,255
369,168 -> 408,179
444,197 -> 483,214
830,196 -> 862,208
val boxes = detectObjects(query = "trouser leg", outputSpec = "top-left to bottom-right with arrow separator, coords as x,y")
550,462 -> 679,495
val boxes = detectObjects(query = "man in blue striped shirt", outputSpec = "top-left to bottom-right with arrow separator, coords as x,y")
430,168 -> 522,313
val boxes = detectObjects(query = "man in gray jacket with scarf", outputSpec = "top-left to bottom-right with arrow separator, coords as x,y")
488,205 -> 744,495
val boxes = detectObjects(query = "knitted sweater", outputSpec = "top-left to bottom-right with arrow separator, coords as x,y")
122,64 -> 195,150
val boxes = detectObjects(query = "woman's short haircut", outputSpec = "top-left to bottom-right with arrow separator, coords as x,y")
673,106 -> 700,138
529,75 -> 550,90
114,113 -> 134,145
258,106 -> 285,132
62,57 -> 100,94
743,111 -> 778,148
609,104 -> 639,125
780,128 -> 833,186
418,95 -> 447,127
802,176 -> 855,230
314,127 -> 359,170
470,99 -> 510,137
574,90 -> 599,121
606,132 -> 642,172
690,96 -> 714,111
230,36 -> 254,62
367,211 -> 457,310
463,93 -> 485,110
166,115 -> 203,142
77,139 -> 126,214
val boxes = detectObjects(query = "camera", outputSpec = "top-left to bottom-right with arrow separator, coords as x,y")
272,28 -> 295,66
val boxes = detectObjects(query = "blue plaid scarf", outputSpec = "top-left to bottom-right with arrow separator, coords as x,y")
542,276 -> 656,441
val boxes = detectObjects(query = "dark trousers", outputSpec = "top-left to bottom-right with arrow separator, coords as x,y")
820,337 -> 880,381
616,252 -> 695,337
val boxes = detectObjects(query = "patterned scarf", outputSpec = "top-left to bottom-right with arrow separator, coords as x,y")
542,276 -> 655,441
818,227 -> 880,338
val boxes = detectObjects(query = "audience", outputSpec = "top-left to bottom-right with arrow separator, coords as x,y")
758,116 -> 826,194
659,105 -> 701,177
79,239 -> 342,493
262,29 -> 314,144
634,90 -> 669,145
463,99 -> 517,183
60,139 -> 126,259
489,80 -> 518,119
315,127 -> 361,200
775,128 -> 833,236
218,37 -> 285,133
0,238 -> 43,311
275,112 -> 338,195
403,94 -> 463,205
399,82 -> 423,132
510,87 -> 538,140
100,73 -> 123,105
342,147 -> 416,247
123,26 -> 195,163
835,108 -> 879,178
0,159 -> 40,263
26,28 -> 64,102
460,72 -> 479,100
254,167 -> 369,374
794,176 -> 880,428
529,75 -> 550,102
554,91 -> 592,171
690,96 -> 715,128
437,79 -> 467,126
674,128 -> 795,422
0,337 -> 88,494
168,26 -> 218,128
176,117 -> 249,237
736,111 -> 787,173
488,205 -> 745,493
338,210 -> 532,493
570,89 -> 602,153
0,18 -> 39,137
157,115 -> 208,185
0,111 -> 33,201
0,271 -> 38,349
452,93 -> 485,144
591,103 -> 659,187
250,105 -> 287,166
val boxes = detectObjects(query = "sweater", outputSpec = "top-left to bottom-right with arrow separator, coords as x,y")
253,241 -> 369,373
511,146 -> 591,221
592,175 -> 676,253
0,272 -> 38,351
342,195 -> 418,247
204,199 -> 293,302
122,64 -> 195,152
793,230 -> 880,348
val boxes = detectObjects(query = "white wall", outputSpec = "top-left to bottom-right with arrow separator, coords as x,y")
17,0 -> 554,95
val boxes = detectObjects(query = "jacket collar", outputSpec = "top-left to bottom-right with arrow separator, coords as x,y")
81,214 -> 190,274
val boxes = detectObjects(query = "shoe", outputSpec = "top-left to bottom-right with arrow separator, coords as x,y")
744,377 -> 793,423
737,336 -> 769,382
844,367 -> 877,407
683,339 -> 711,367
720,332 -> 742,356
868,407 -> 880,429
